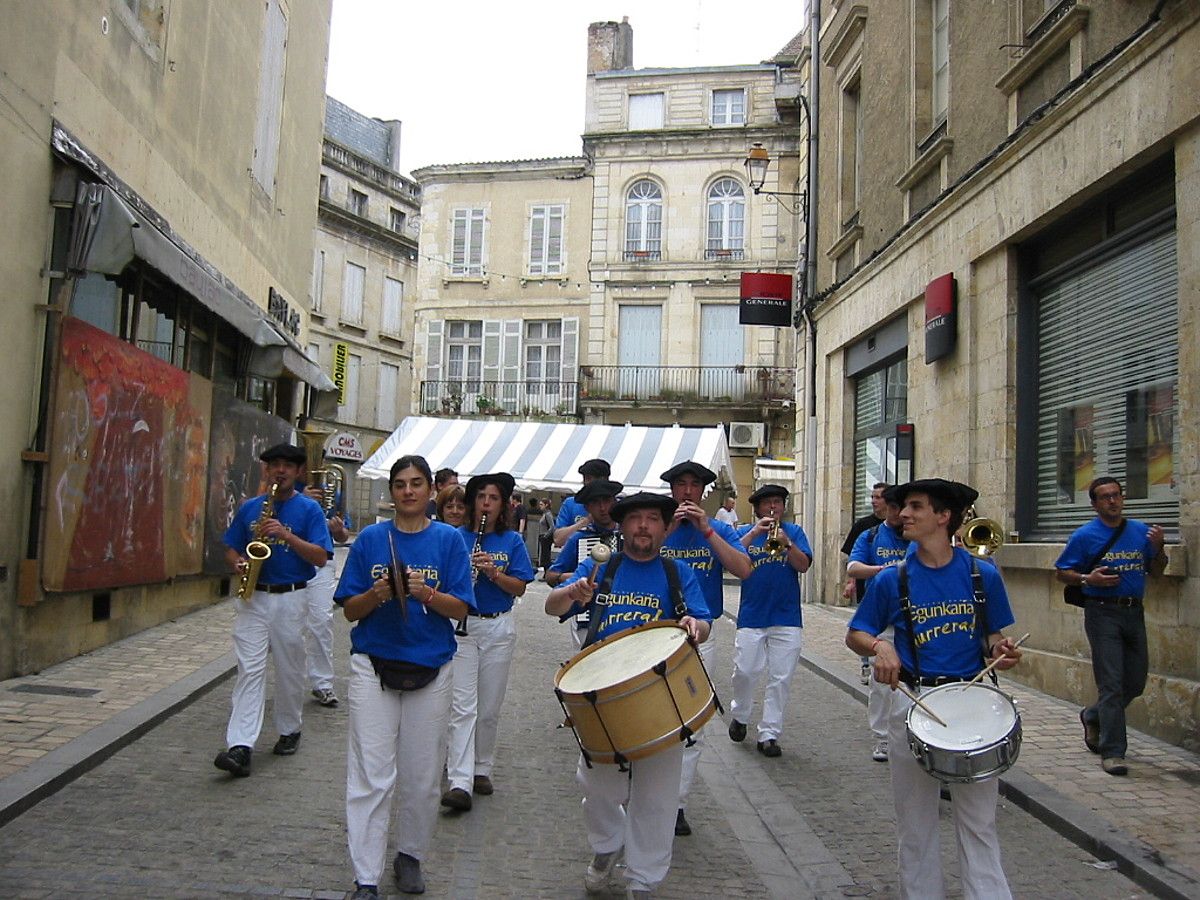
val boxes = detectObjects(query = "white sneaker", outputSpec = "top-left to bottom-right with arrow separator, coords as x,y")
859,662 -> 870,685
585,849 -> 621,893
871,739 -> 889,762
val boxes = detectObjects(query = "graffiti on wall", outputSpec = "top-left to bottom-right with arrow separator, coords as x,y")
44,317 -> 212,591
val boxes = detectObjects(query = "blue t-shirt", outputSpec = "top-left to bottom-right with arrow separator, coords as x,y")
223,490 -> 332,585
848,547 -> 1015,678
1055,517 -> 1158,600
456,526 -> 536,614
550,525 -> 621,576
661,519 -> 747,618
563,554 -> 711,643
735,522 -> 814,629
849,522 -> 910,569
335,520 -> 476,669
555,496 -> 588,529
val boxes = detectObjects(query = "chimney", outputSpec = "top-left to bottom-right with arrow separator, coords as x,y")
383,119 -> 402,174
587,17 -> 633,74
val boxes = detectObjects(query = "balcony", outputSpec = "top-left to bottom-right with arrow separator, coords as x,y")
704,247 -> 745,261
580,366 -> 795,406
623,249 -> 662,262
420,380 -> 581,419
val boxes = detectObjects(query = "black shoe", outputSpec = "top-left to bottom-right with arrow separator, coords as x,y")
214,745 -> 252,777
674,808 -> 691,836
440,787 -> 472,811
272,732 -> 301,755
728,719 -> 747,743
757,739 -> 782,758
1080,709 -> 1100,754
351,884 -> 379,899
393,852 -> 426,894
473,774 -> 494,795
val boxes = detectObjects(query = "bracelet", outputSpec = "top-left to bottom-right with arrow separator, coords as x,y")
702,527 -> 715,539
1079,573 -> 1087,586
869,637 -> 883,654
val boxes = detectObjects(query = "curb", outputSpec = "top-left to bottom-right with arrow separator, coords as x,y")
796,648 -> 1200,900
0,650 -> 236,827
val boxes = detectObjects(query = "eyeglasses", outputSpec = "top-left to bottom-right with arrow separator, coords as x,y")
1093,491 -> 1123,502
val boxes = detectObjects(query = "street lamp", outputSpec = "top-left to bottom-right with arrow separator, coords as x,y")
743,141 -> 807,219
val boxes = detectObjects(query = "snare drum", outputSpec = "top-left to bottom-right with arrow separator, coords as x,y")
906,682 -> 1022,783
554,621 -> 716,765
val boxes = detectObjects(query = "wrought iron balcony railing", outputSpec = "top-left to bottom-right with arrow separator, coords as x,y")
420,380 -> 580,418
580,366 -> 795,404
623,249 -> 662,262
704,247 -> 745,260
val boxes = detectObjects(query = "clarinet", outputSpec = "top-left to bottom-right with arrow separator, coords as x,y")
456,512 -> 488,637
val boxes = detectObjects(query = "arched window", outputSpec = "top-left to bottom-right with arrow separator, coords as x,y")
706,178 -> 744,257
625,180 -> 663,259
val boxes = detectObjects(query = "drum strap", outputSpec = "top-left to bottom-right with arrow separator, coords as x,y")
899,558 -> 998,685
581,554 -> 686,649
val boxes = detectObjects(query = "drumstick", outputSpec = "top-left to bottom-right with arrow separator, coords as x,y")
586,543 -> 612,586
896,683 -> 950,728
965,632 -> 1031,687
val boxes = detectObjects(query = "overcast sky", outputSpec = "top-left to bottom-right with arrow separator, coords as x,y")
325,0 -> 809,175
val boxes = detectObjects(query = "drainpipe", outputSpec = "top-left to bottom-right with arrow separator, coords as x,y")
801,2 -> 820,601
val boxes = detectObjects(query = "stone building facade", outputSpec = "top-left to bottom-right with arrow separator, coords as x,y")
0,1 -> 332,675
308,97 -> 421,527
801,0 -> 1199,747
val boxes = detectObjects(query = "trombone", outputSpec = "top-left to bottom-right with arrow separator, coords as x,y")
960,507 -> 1004,558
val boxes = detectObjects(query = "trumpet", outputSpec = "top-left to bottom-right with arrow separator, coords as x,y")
236,483 -> 278,601
961,511 -> 1004,558
765,516 -> 788,561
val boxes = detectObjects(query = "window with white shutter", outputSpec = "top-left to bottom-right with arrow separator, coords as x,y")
628,93 -> 664,129
342,262 -> 365,325
381,277 -> 403,335
251,0 -> 288,193
377,362 -> 399,430
452,208 -> 486,276
529,205 -> 565,275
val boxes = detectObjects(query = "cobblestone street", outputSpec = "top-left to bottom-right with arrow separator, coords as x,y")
0,579 -> 1159,898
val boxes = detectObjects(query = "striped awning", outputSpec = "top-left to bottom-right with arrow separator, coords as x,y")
358,417 -> 733,494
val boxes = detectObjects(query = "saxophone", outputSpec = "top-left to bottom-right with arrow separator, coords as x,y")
235,483 -> 279,601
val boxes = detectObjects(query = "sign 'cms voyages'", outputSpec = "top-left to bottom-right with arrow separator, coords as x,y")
739,273 -> 793,327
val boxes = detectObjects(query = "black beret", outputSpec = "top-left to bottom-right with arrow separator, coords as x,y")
659,460 -> 716,486
575,479 -> 624,504
748,484 -> 789,505
892,478 -> 978,513
464,472 -> 517,503
260,443 -> 306,464
577,458 -> 612,478
611,491 -> 678,523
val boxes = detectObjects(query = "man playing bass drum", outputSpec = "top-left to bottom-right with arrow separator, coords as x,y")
546,492 -> 711,900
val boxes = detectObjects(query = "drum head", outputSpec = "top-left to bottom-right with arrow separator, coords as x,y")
909,683 -> 1018,750
557,624 -> 685,693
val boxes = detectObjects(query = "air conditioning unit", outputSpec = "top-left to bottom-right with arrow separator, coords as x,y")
728,421 -> 766,450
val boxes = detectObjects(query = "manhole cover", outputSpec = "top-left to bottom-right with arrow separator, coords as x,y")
9,684 -> 100,698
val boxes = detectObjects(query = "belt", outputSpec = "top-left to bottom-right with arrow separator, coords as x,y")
1088,595 -> 1142,608
255,581 -> 308,594
899,669 -> 971,690
470,610 -> 509,619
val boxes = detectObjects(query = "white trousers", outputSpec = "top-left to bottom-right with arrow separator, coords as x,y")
446,612 -> 517,791
729,625 -> 803,742
305,561 -> 337,692
678,620 -> 716,808
867,626 -> 896,739
887,690 -> 1012,900
567,619 -> 586,651
346,652 -> 453,887
579,744 -> 683,892
225,588 -> 306,748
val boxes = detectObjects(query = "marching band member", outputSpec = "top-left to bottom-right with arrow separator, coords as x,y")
215,443 -> 331,778
727,485 -> 812,758
659,461 -> 751,837
442,473 -> 536,812
435,483 -> 468,528
546,478 -> 624,649
546,491 -> 711,900
846,478 -> 1022,900
845,485 -> 909,762
335,455 -> 475,898
554,458 -> 612,547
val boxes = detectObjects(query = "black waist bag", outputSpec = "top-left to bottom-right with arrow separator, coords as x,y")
368,655 -> 440,692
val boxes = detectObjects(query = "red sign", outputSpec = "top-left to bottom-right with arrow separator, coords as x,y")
925,273 -> 957,363
739,273 -> 794,327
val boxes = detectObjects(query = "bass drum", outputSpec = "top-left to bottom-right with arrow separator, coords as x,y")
554,621 -> 716,765
906,681 -> 1022,783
